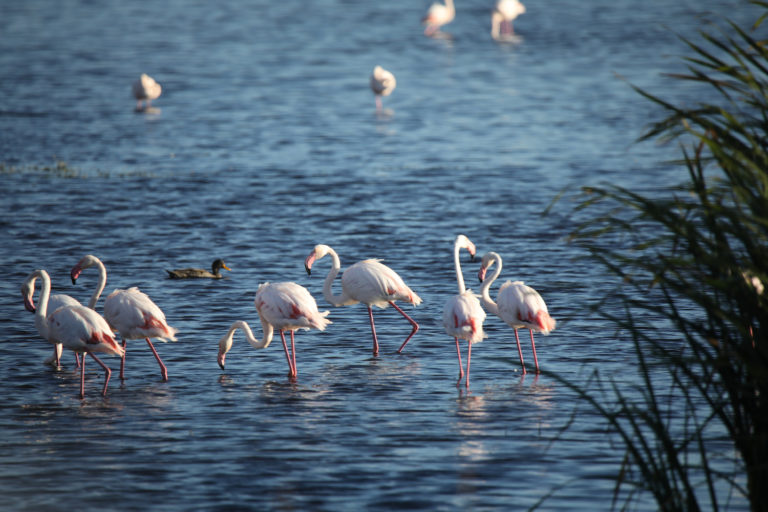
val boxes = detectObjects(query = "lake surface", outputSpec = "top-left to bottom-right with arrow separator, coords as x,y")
0,0 -> 755,510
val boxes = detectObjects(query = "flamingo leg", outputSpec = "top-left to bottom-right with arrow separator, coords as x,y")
466,341 -> 472,389
88,352 -> 112,397
367,306 -> 380,356
529,329 -> 540,373
145,338 -> 168,382
375,96 -> 383,111
290,330 -> 297,377
119,340 -> 127,380
513,329 -> 527,374
80,353 -> 86,399
455,337 -> 464,385
279,330 -> 296,379
75,353 -> 81,369
391,301 -> 419,354
52,345 -> 61,367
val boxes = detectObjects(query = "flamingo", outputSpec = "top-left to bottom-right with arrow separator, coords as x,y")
22,269 -> 124,398
491,0 -> 525,40
304,244 -> 422,356
478,251 -> 556,374
21,274 -> 82,367
70,254 -> 177,382
217,282 -> 331,380
166,258 -> 231,279
370,66 -> 396,111
443,235 -> 487,389
422,0 -> 455,36
132,73 -> 162,111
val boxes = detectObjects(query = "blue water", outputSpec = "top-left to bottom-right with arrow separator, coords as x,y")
0,0 -> 754,510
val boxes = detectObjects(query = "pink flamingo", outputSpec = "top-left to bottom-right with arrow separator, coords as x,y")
491,0 -> 526,40
70,254 -> 177,382
422,0 -> 455,36
21,274 -> 82,367
22,269 -> 124,398
304,244 -> 422,356
443,235 -> 487,388
132,73 -> 162,111
478,251 -> 556,374
217,282 -> 331,380
370,66 -> 397,111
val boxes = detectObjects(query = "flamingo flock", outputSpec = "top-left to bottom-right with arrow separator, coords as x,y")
20,237 -> 554,397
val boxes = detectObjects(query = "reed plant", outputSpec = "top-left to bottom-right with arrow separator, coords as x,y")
556,4 -> 768,510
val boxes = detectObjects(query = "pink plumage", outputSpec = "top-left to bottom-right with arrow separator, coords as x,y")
71,254 -> 177,382
479,251 -> 555,374
443,235 -> 486,388
305,244 -> 421,355
23,269 -> 123,398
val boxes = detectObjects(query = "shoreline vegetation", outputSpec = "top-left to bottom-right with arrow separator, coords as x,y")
553,3 -> 768,510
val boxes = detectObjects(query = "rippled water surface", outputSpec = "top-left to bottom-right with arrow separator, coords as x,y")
0,1 -> 755,510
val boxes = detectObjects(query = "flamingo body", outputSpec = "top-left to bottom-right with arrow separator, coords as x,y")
305,244 -> 421,355
218,282 -> 330,379
71,254 -> 177,381
370,66 -> 396,110
491,0 -> 525,39
423,0 -> 455,35
479,251 -> 555,374
23,270 -> 123,398
443,234 -> 486,388
22,276 -> 83,366
132,73 -> 162,110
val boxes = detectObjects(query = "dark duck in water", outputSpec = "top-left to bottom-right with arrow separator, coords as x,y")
167,259 -> 231,279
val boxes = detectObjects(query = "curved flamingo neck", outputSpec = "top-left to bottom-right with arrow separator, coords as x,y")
479,253 -> 502,317
454,240 -> 467,294
33,270 -> 51,338
231,320 -> 272,350
87,257 -> 107,310
321,247 -> 352,307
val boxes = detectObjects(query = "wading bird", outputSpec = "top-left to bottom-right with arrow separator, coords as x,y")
304,244 -> 421,355
71,254 -> 177,381
442,235 -> 486,388
478,251 -> 555,374
21,274 -> 82,367
217,281 -> 331,380
491,0 -> 525,40
422,0 -> 455,36
22,269 -> 123,398
370,66 -> 396,111
132,73 -> 162,111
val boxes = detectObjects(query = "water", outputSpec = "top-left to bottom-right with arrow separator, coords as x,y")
0,0 -> 755,510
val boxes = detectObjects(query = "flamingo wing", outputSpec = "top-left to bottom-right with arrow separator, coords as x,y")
255,282 -> 331,331
497,281 -> 555,333
443,290 -> 486,343
343,259 -> 421,307
104,288 -> 177,341
47,305 -> 123,356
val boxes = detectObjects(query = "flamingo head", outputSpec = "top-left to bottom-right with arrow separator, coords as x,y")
70,254 -> 99,284
20,277 -> 36,313
304,244 -> 332,275
478,252 -> 500,283
456,234 -> 477,262
217,328 -> 236,370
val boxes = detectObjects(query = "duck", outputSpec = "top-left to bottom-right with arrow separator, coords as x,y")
166,259 -> 231,279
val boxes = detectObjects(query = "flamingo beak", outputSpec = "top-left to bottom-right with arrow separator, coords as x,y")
70,267 -> 82,285
218,353 -> 226,370
478,267 -> 487,283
